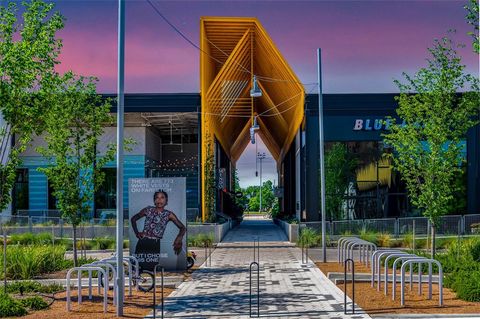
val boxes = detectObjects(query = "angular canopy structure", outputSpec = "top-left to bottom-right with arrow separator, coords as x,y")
200,17 -> 305,220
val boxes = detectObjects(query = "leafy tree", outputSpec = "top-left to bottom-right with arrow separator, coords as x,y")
324,143 -> 357,220
0,0 -> 64,212
260,180 -> 275,211
383,36 -> 479,257
464,0 -> 479,53
37,73 -> 116,266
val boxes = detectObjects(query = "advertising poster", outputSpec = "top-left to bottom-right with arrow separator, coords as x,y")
128,177 -> 187,271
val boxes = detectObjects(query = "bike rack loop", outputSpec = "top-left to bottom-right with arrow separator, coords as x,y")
392,256 -> 428,300
347,241 -> 377,267
344,258 -> 355,315
87,261 -> 118,305
375,251 -> 410,291
153,264 -> 165,319
100,257 -> 134,297
400,259 -> 443,307
383,253 -> 418,295
66,266 -> 108,313
370,250 -> 402,287
249,261 -> 260,318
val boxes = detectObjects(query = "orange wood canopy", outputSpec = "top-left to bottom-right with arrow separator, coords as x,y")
200,17 -> 305,220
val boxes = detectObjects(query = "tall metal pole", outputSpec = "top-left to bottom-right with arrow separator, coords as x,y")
116,0 -> 125,315
317,48 -> 327,263
257,152 -> 265,212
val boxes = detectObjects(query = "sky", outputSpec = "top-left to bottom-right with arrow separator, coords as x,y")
43,0 -> 479,187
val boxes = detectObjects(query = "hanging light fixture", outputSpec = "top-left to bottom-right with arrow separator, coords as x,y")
250,75 -> 262,97
250,116 -> 260,144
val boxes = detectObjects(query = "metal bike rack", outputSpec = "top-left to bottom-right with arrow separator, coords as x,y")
253,237 -> 259,264
86,261 -> 118,305
400,258 -> 443,306
338,237 -> 376,268
346,240 -> 376,267
100,256 -> 136,297
344,258 -> 355,315
392,256 -> 429,300
249,261 -> 260,318
383,253 -> 418,295
153,264 -> 165,319
66,266 -> 108,313
374,250 -> 409,291
370,249 -> 402,287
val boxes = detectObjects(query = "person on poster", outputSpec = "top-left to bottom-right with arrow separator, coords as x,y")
131,189 -> 186,269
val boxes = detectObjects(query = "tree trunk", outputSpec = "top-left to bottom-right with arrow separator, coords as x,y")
72,224 -> 78,267
430,223 -> 436,259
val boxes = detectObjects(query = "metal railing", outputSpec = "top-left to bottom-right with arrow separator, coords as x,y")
299,214 -> 480,237
153,265 -> 165,319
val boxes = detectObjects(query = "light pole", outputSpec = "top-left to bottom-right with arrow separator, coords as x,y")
257,152 -> 266,212
317,48 -> 327,263
116,0 -> 125,315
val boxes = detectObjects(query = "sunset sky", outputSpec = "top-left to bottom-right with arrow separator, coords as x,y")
48,0 -> 479,187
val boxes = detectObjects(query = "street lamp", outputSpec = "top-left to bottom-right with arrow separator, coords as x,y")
257,152 -> 266,212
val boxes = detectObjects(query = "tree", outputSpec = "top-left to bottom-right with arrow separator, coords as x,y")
37,73 -> 116,266
324,143 -> 357,220
464,0 -> 479,53
0,0 -> 64,212
383,36 -> 479,257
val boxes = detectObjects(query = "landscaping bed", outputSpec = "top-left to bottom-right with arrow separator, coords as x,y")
317,261 -> 480,315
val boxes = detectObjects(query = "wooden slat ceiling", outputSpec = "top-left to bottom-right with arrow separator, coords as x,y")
200,17 -> 305,167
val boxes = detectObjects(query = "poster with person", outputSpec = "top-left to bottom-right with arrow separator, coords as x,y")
128,177 -> 187,271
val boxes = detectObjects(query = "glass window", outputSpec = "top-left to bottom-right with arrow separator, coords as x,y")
13,169 -> 29,213
95,168 -> 117,212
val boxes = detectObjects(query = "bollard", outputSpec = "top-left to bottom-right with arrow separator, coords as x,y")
249,261 -> 260,318
3,226 -> 7,294
344,258 -> 355,314
153,264 -> 164,319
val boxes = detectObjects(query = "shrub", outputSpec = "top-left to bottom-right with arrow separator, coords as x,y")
6,281 -> 63,294
0,293 -> 27,317
298,227 -> 317,248
402,232 -> 413,249
469,237 -> 480,262
1,245 -> 67,280
359,229 -> 377,244
20,296 -> 49,311
91,237 -> 115,250
448,270 -> 480,302
9,232 -> 53,245
376,233 -> 391,247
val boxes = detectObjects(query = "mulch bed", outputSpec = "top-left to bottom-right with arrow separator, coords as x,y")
316,262 -> 480,315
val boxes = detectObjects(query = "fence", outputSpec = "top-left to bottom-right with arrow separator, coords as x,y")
0,214 -> 232,241
299,214 -> 480,237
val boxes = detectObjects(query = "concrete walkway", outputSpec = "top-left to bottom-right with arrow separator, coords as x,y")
148,218 -> 370,318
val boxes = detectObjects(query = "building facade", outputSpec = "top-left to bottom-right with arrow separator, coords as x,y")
8,93 -> 479,221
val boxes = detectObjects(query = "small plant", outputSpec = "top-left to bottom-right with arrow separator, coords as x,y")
20,296 -> 49,311
0,293 -> 27,317
471,223 -> 480,234
376,233 -> 391,247
298,228 -> 317,248
359,229 -> 377,244
402,232 -> 413,249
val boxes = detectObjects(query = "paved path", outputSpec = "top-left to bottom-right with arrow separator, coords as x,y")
148,218 -> 370,318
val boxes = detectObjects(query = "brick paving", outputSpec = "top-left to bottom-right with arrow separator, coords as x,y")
147,218 -> 370,318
